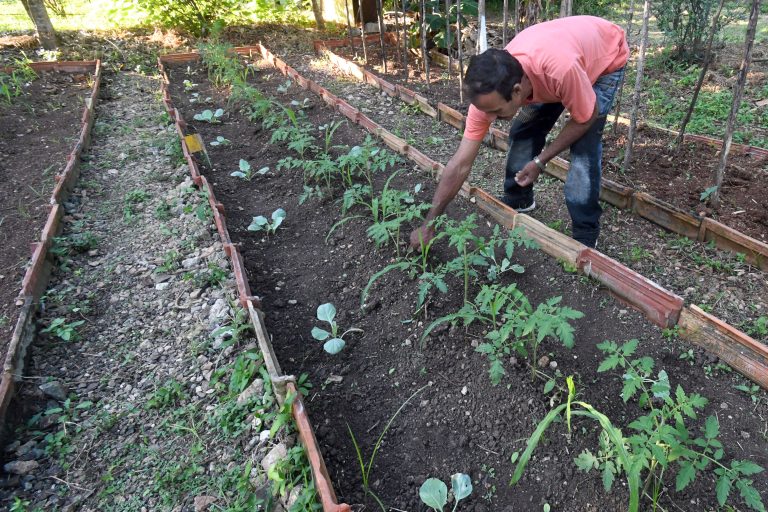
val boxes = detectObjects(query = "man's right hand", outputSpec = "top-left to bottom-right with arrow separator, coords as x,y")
409,224 -> 435,251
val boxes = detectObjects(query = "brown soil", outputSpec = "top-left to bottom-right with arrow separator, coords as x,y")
166,58 -> 768,512
0,70 -> 92,355
325,44 -> 768,242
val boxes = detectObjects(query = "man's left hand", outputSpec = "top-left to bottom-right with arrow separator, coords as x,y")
514,160 -> 542,187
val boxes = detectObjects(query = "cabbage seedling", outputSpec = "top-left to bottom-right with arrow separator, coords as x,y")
231,159 -> 268,180
247,208 -> 286,235
193,108 -> 224,123
420,473 -> 473,511
311,303 -> 362,354
210,136 -> 230,146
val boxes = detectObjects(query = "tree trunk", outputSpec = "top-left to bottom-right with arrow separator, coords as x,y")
357,0 -> 368,63
401,0 -> 408,81
559,0 -> 572,17
310,0 -> 325,30
675,0 -> 726,149
21,0 -> 57,50
612,0 -> 636,133
477,0 -> 488,53
344,0 -> 356,54
709,0 -> 760,208
446,0 -> 453,75
622,0 -> 651,173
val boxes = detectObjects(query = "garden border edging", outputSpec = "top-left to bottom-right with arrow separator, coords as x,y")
0,60 -> 103,444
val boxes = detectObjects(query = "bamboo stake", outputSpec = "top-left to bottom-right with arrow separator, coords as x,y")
622,0 -> 651,173
503,0 -> 509,45
446,0 -> 453,75
402,0 -> 409,81
358,0 -> 368,63
611,0 -> 635,134
420,0 -> 431,89
394,0 -> 403,73
710,0 -> 760,208
675,0 -> 726,149
344,0 -> 356,55
376,0 -> 388,73
457,0 -> 463,102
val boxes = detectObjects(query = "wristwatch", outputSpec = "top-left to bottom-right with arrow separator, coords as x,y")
532,156 -> 546,172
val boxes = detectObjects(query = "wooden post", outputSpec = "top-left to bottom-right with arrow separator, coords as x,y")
345,0 -> 357,55
446,0 -> 453,75
358,0 -> 368,63
477,0 -> 487,53
402,0 -> 409,82
622,0 -> 651,173
394,0 -> 403,73
376,0 -> 388,73
514,0 -> 520,35
457,0 -> 464,102
675,0 -> 726,149
710,0 -> 760,208
612,0 -> 636,134
420,0 -> 431,89
503,0 -> 509,45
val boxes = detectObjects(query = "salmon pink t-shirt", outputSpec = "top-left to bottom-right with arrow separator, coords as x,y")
464,16 -> 628,141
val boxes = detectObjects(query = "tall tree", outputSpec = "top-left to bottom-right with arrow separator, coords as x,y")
675,0 -> 726,149
502,0 -> 509,45
20,0 -> 57,50
709,0 -> 760,208
310,0 -> 325,30
420,0 -> 430,88
559,0 -> 572,17
622,0 -> 651,173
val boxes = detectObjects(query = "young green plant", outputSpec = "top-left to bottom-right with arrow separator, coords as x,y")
311,303 -> 362,354
420,473 -> 473,511
248,208 -> 286,235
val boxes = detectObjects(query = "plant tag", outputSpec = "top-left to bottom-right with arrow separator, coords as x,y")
184,134 -> 205,153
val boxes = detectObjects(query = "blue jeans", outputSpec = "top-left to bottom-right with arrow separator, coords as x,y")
503,67 -> 625,247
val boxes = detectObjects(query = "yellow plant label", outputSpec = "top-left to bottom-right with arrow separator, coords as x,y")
184,134 -> 205,153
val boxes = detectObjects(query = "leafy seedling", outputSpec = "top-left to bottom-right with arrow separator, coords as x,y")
247,208 -> 286,235
210,135 -> 230,146
231,159 -> 269,180
41,318 -> 85,342
276,79 -> 292,93
290,98 -> 311,109
193,108 -> 224,123
311,303 -> 362,354
420,473 -> 473,511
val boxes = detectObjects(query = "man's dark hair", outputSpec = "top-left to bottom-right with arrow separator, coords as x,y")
463,49 -> 524,102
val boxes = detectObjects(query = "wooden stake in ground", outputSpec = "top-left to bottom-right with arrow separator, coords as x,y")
514,0 -> 520,35
376,0 -> 388,73
358,0 -> 368,63
420,0 -> 431,89
675,0 -> 726,149
710,0 -> 761,208
612,0 -> 636,133
345,0 -> 357,55
394,0 -> 403,73
402,0 -> 409,81
503,0 -> 509,45
457,0 -> 464,101
446,0 -> 453,75
477,0 -> 488,53
20,0 -> 57,49
622,0 -> 651,173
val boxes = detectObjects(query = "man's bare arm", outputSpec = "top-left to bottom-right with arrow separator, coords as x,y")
410,137 -> 482,248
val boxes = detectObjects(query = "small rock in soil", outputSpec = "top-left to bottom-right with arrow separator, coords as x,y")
261,443 -> 288,473
38,381 -> 68,401
537,355 -> 550,368
236,378 -> 265,405
4,460 -> 39,475
194,495 -> 217,511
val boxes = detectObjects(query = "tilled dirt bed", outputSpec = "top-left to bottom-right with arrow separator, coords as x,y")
0,69 -> 92,352
318,45 -> 768,241
267,51 -> 768,347
167,56 -> 768,511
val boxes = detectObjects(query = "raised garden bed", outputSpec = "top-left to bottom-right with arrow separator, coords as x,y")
315,40 -> 768,254
161,44 -> 768,512
0,60 -> 101,437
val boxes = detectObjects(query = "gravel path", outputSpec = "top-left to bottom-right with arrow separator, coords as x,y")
1,72 -> 315,511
